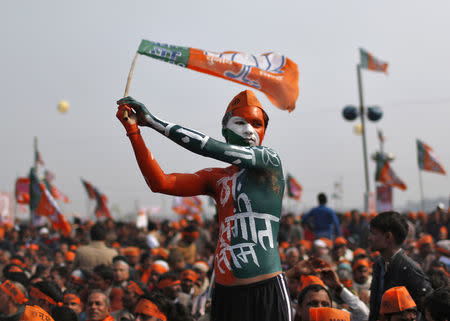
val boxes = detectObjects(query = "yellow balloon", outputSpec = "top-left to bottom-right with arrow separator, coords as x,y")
57,100 -> 70,113
353,123 -> 362,135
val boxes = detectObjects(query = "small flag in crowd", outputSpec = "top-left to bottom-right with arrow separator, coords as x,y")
375,159 -> 407,190
44,170 -> 70,203
286,174 -> 302,200
136,40 -> 300,111
81,178 -> 97,199
15,177 -> 30,204
417,139 -> 446,175
29,168 -> 71,236
80,178 -> 112,219
360,48 -> 388,73
172,196 -> 203,216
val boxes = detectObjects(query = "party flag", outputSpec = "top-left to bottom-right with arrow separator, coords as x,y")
172,196 -> 203,216
80,179 -> 112,219
137,40 -> 299,111
15,177 -> 30,204
286,174 -> 302,200
81,178 -> 96,199
360,48 -> 388,73
417,139 -> 446,175
375,159 -> 407,190
44,170 -> 70,203
29,168 -> 71,236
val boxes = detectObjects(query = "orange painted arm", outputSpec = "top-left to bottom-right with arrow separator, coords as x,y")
127,132 -> 211,196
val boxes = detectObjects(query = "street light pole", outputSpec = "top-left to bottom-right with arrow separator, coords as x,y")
357,65 -> 371,212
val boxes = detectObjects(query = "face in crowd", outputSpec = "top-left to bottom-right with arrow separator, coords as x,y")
297,287 -> 332,321
87,292 -> 110,321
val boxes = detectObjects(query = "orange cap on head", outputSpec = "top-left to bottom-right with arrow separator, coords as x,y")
380,286 -> 416,315
319,237 -> 333,249
417,235 -> 433,248
222,90 -> 269,128
135,298 -> 167,321
352,258 -> 370,271
353,248 -> 367,257
124,247 -> 140,257
299,240 -> 312,251
181,269 -> 198,282
65,251 -> 76,262
309,307 -> 350,321
334,237 -> 347,246
298,275 -> 325,292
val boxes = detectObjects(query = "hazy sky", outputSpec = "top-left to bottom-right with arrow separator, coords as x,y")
1,1 -> 449,220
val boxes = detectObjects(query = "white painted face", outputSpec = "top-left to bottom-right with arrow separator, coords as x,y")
226,116 -> 260,146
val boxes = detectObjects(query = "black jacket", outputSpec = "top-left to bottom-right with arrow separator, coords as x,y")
369,249 -> 432,321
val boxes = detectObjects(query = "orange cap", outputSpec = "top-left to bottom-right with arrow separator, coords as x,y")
65,251 -> 76,262
353,248 -> 367,257
280,242 -> 290,249
352,258 -> 370,271
334,237 -> 347,246
150,262 -> 169,274
408,212 -> 417,220
123,247 -> 140,257
417,211 -> 426,219
135,298 -> 167,321
309,307 -> 350,321
181,269 -> 198,282
298,275 -> 325,292
223,90 -> 268,127
319,237 -> 333,249
298,240 -> 312,251
417,235 -> 433,248
380,286 -> 416,314
69,245 -> 78,251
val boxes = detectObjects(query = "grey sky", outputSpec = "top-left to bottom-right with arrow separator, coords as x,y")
1,1 -> 449,220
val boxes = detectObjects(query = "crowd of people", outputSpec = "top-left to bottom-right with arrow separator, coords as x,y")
0,203 -> 448,321
0,90 -> 448,320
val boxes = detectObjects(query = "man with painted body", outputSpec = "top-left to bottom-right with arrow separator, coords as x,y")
116,90 -> 291,321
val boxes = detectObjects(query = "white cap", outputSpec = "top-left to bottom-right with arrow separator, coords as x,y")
314,239 -> 327,248
39,227 -> 49,235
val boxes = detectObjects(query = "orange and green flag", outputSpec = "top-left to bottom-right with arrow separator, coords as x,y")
417,139 -> 446,175
286,174 -> 302,200
375,159 -> 407,190
360,48 -> 388,73
81,178 -> 112,219
136,40 -> 300,111
29,168 -> 71,236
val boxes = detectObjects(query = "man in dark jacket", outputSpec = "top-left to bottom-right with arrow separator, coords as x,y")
368,211 -> 432,321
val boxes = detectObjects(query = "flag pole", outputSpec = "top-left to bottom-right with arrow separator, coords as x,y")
33,136 -> 38,170
122,52 -> 140,120
357,65 -> 371,212
418,168 -> 425,212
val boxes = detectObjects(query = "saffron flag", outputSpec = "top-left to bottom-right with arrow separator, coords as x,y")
137,40 -> 300,111
286,174 -> 302,200
29,168 -> 71,236
15,177 -> 30,204
44,171 -> 70,203
81,178 -> 97,199
172,196 -> 203,216
80,179 -> 112,219
417,139 -> 446,175
375,159 -> 407,190
360,48 -> 388,73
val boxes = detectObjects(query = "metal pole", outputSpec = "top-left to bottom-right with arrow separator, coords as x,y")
418,168 -> 425,212
357,65 -> 371,212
